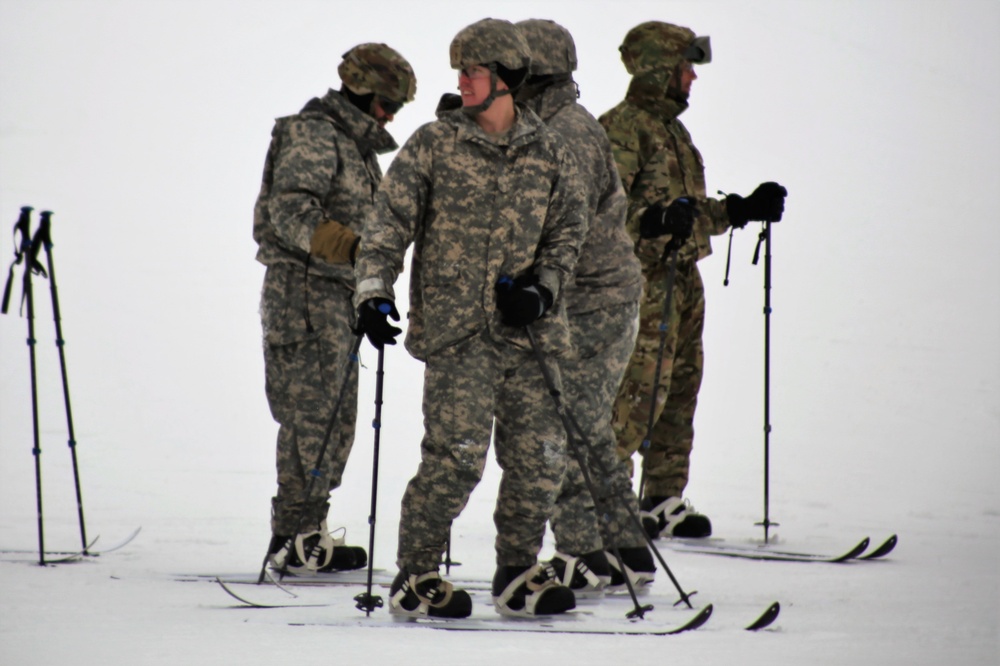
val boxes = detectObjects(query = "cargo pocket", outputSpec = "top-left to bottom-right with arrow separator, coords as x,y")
261,263 -> 315,347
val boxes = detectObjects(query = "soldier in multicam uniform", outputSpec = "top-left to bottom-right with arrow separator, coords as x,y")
600,21 -> 787,539
253,43 -> 416,574
511,19 -> 655,597
353,18 -> 589,619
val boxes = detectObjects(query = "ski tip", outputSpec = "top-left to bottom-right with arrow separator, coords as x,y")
667,603 -> 713,634
859,534 -> 898,560
746,601 -> 780,631
832,537 -> 871,562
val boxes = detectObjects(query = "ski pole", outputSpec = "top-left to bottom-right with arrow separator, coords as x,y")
37,212 -> 90,554
525,325 -> 697,612
752,221 -> 779,543
21,209 -> 46,565
354,345 -> 385,615
257,333 -> 364,584
637,243 -> 681,501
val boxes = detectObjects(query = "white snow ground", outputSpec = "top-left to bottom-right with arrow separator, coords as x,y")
1,1 -> 997,664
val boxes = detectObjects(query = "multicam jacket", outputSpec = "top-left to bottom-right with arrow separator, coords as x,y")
253,89 -> 398,284
522,80 -> 643,316
354,106 -> 589,360
599,69 -> 731,272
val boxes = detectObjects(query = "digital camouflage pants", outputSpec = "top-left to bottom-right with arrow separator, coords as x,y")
548,301 -> 649,555
396,330 -> 566,574
612,259 -> 705,499
261,263 -> 358,536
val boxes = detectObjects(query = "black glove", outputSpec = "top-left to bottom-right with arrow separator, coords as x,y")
356,298 -> 401,349
495,274 -> 553,328
726,182 -> 787,228
639,197 -> 696,243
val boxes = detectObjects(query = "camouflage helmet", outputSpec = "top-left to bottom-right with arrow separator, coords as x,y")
338,43 -> 416,104
619,21 -> 711,76
515,19 -> 577,75
449,18 -> 531,77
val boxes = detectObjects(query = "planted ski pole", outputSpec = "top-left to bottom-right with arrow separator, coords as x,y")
355,345 -> 385,615
2,207 -> 48,564
37,211 -> 90,554
637,241 -> 681,501
524,325 -> 696,613
19,208 -> 48,565
752,220 -> 779,543
553,380 -> 701,611
257,333 -> 364,584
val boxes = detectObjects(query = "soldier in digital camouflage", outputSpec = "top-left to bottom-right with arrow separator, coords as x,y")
511,19 -> 656,597
253,42 -> 415,574
599,21 -> 787,539
353,18 -> 589,619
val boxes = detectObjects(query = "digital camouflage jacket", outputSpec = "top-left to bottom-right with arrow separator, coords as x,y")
253,89 -> 398,284
354,105 -> 589,360
599,69 -> 731,273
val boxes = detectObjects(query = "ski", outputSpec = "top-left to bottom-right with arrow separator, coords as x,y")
0,526 -> 141,559
216,577 -> 327,609
183,568 -> 394,588
0,536 -> 100,563
746,601 -> 781,631
91,526 -> 142,554
211,574 -> 777,633
661,535 -> 898,563
287,603 -> 714,636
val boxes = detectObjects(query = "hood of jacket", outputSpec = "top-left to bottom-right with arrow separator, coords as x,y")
624,68 -> 689,122
519,78 -> 578,123
301,89 -> 399,155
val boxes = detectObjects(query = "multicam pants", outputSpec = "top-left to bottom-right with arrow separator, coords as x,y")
549,301 -> 649,555
395,330 -> 566,574
612,259 -> 705,499
261,262 -> 358,536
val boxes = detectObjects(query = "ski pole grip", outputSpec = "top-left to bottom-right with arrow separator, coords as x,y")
39,211 -> 53,249
15,206 -> 33,251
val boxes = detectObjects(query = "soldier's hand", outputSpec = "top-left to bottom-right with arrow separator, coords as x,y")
357,298 -> 401,349
495,274 -> 553,328
640,197 -> 696,244
310,220 -> 360,265
726,182 -> 787,228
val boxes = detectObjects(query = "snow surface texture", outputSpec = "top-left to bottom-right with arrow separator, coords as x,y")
1,1 -> 997,664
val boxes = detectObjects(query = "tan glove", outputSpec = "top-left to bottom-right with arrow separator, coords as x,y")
310,220 -> 359,265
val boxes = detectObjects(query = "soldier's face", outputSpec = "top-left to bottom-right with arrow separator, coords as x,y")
679,62 -> 697,95
458,66 -> 503,107
372,98 -> 395,127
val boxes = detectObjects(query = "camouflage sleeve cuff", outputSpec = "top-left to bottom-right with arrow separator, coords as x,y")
354,277 -> 394,308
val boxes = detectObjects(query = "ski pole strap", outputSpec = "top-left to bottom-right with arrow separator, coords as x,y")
2,206 -> 43,315
723,228 -> 734,286
752,226 -> 766,266
27,222 -> 48,279
1,263 -> 17,314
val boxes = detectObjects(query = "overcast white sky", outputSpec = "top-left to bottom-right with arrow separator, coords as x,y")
1,3 -> 998,664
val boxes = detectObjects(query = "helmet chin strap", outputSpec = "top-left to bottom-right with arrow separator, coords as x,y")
461,64 -> 512,116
